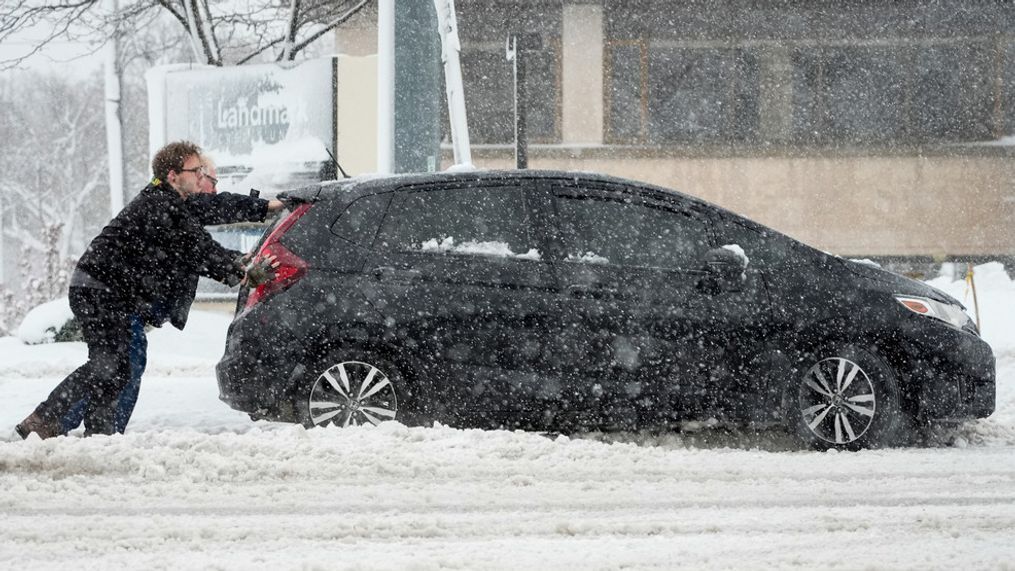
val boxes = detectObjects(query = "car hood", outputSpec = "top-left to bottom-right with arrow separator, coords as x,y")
843,260 -> 963,307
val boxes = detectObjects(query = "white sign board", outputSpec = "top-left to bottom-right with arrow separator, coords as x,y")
147,58 -> 336,195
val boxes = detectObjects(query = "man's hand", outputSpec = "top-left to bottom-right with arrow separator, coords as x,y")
244,255 -> 280,287
267,199 -> 285,212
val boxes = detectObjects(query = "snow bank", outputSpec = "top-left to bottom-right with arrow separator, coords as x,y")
15,297 -> 73,345
925,262 -> 1015,354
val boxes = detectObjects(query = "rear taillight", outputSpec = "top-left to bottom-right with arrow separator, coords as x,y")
242,203 -> 312,312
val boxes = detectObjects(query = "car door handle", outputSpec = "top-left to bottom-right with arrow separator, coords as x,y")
568,284 -> 619,299
372,266 -> 422,280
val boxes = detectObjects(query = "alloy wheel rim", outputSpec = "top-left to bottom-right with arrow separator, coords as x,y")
309,361 -> 398,427
799,357 -> 876,445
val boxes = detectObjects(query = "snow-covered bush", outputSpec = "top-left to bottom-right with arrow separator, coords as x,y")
15,297 -> 80,345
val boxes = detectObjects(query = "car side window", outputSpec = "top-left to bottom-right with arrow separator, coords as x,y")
330,193 -> 392,246
377,186 -> 539,260
556,192 -> 711,270
720,219 -> 799,267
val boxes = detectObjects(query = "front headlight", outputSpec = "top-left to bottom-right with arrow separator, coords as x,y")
895,295 -> 974,331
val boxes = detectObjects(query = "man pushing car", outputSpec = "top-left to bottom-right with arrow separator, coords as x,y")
16,141 -> 277,439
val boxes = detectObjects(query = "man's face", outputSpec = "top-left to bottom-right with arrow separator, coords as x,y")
198,163 -> 218,194
168,154 -> 204,198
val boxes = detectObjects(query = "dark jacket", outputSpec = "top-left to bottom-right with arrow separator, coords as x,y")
76,183 -> 248,330
150,191 -> 271,328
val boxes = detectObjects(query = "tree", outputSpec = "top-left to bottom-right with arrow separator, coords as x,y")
0,71 -> 109,334
0,0 -> 373,69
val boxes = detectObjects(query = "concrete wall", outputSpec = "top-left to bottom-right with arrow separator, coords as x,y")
465,152 -> 1015,258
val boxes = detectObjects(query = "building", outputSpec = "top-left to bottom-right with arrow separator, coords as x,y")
337,0 -> 1015,266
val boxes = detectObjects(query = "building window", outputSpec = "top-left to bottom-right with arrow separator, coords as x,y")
792,47 -> 908,144
457,44 -> 560,144
912,43 -> 994,141
607,44 -> 760,144
453,1 -> 562,145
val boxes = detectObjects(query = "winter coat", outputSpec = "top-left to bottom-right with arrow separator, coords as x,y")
75,182 -> 247,330
148,191 -> 271,328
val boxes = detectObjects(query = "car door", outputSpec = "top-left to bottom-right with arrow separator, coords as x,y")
362,180 -> 559,427
546,180 -> 771,427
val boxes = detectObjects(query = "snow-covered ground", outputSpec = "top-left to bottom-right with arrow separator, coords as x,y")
2,264 -> 1015,569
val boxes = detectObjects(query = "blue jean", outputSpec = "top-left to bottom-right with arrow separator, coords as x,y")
60,313 -> 147,434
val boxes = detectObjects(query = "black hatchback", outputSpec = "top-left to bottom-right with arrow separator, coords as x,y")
216,170 -> 994,449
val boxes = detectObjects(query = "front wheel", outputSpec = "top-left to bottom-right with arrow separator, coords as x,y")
788,344 -> 905,450
302,359 -> 400,428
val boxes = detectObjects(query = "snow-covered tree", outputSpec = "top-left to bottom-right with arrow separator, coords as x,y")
0,71 -> 108,332
0,0 -> 372,69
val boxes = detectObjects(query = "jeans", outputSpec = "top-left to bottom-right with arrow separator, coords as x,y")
35,287 -> 134,435
60,313 -> 147,434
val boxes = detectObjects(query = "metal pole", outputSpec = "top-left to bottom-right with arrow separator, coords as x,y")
104,0 -> 124,215
434,0 -> 472,167
513,36 -> 528,169
377,0 -> 396,174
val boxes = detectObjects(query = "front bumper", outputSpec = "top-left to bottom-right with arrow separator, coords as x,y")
896,320 -> 995,421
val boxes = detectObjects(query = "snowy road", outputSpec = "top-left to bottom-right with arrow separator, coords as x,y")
3,263 -> 1015,569
2,405 -> 1015,570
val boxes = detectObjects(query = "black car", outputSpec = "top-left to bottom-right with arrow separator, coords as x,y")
216,170 -> 994,449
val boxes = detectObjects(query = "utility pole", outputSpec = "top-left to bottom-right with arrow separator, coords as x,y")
377,0 -> 395,174
104,0 -> 125,216
506,34 -> 540,169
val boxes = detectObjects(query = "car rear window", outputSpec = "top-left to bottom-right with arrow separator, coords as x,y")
329,193 -> 392,246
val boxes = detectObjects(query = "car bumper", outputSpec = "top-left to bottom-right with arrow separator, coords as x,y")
897,321 -> 995,421
215,309 -> 303,420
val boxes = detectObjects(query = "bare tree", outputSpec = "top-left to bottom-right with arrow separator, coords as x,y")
0,0 -> 373,69
0,72 -> 108,273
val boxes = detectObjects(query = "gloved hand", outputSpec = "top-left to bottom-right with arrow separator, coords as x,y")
276,192 -> 303,211
245,255 -> 278,287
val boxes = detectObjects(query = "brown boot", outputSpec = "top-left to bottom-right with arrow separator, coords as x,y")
15,410 -> 62,440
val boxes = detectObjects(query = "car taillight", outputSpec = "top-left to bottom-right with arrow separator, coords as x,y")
242,203 -> 312,312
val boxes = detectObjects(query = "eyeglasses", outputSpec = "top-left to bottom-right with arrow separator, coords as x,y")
206,174 -> 218,188
177,167 -> 205,178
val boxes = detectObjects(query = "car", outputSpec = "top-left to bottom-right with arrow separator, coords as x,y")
216,169 -> 995,449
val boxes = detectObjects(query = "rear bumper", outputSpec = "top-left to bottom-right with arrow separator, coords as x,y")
216,309 -> 303,420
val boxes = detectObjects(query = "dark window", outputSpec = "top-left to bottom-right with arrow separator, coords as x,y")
556,193 -> 711,270
378,187 -> 537,258
330,193 -> 392,246
647,47 -> 760,143
792,47 -> 907,143
606,42 -> 646,142
912,43 -> 994,141
1006,40 -> 1015,138
608,45 -> 760,143
718,219 -> 801,268
456,46 -> 560,144
453,2 -> 561,144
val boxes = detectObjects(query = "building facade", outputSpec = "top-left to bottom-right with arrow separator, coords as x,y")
338,0 -> 1015,261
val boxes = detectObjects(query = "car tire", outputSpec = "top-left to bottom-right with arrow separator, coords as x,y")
786,344 -> 905,450
298,352 -> 403,429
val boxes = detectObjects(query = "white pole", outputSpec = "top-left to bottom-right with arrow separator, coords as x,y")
103,0 -> 125,216
377,0 -> 395,174
434,0 -> 471,167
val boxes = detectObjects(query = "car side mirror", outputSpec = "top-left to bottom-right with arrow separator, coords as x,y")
699,246 -> 748,293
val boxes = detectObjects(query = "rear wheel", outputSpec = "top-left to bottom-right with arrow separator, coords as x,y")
301,358 -> 400,428
788,344 -> 905,450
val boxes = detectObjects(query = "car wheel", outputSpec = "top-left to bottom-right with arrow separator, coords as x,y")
301,357 -> 400,428
788,344 -> 904,450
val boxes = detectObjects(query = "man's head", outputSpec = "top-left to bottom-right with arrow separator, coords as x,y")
198,155 -> 218,194
152,141 -> 204,198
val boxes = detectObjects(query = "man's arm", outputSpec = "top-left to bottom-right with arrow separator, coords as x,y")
187,193 -> 284,226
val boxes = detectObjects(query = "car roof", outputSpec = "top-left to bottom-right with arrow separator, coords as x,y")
291,169 -> 711,209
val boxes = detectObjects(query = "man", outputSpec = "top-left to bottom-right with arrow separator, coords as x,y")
17,141 -> 275,439
56,154 -> 284,435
